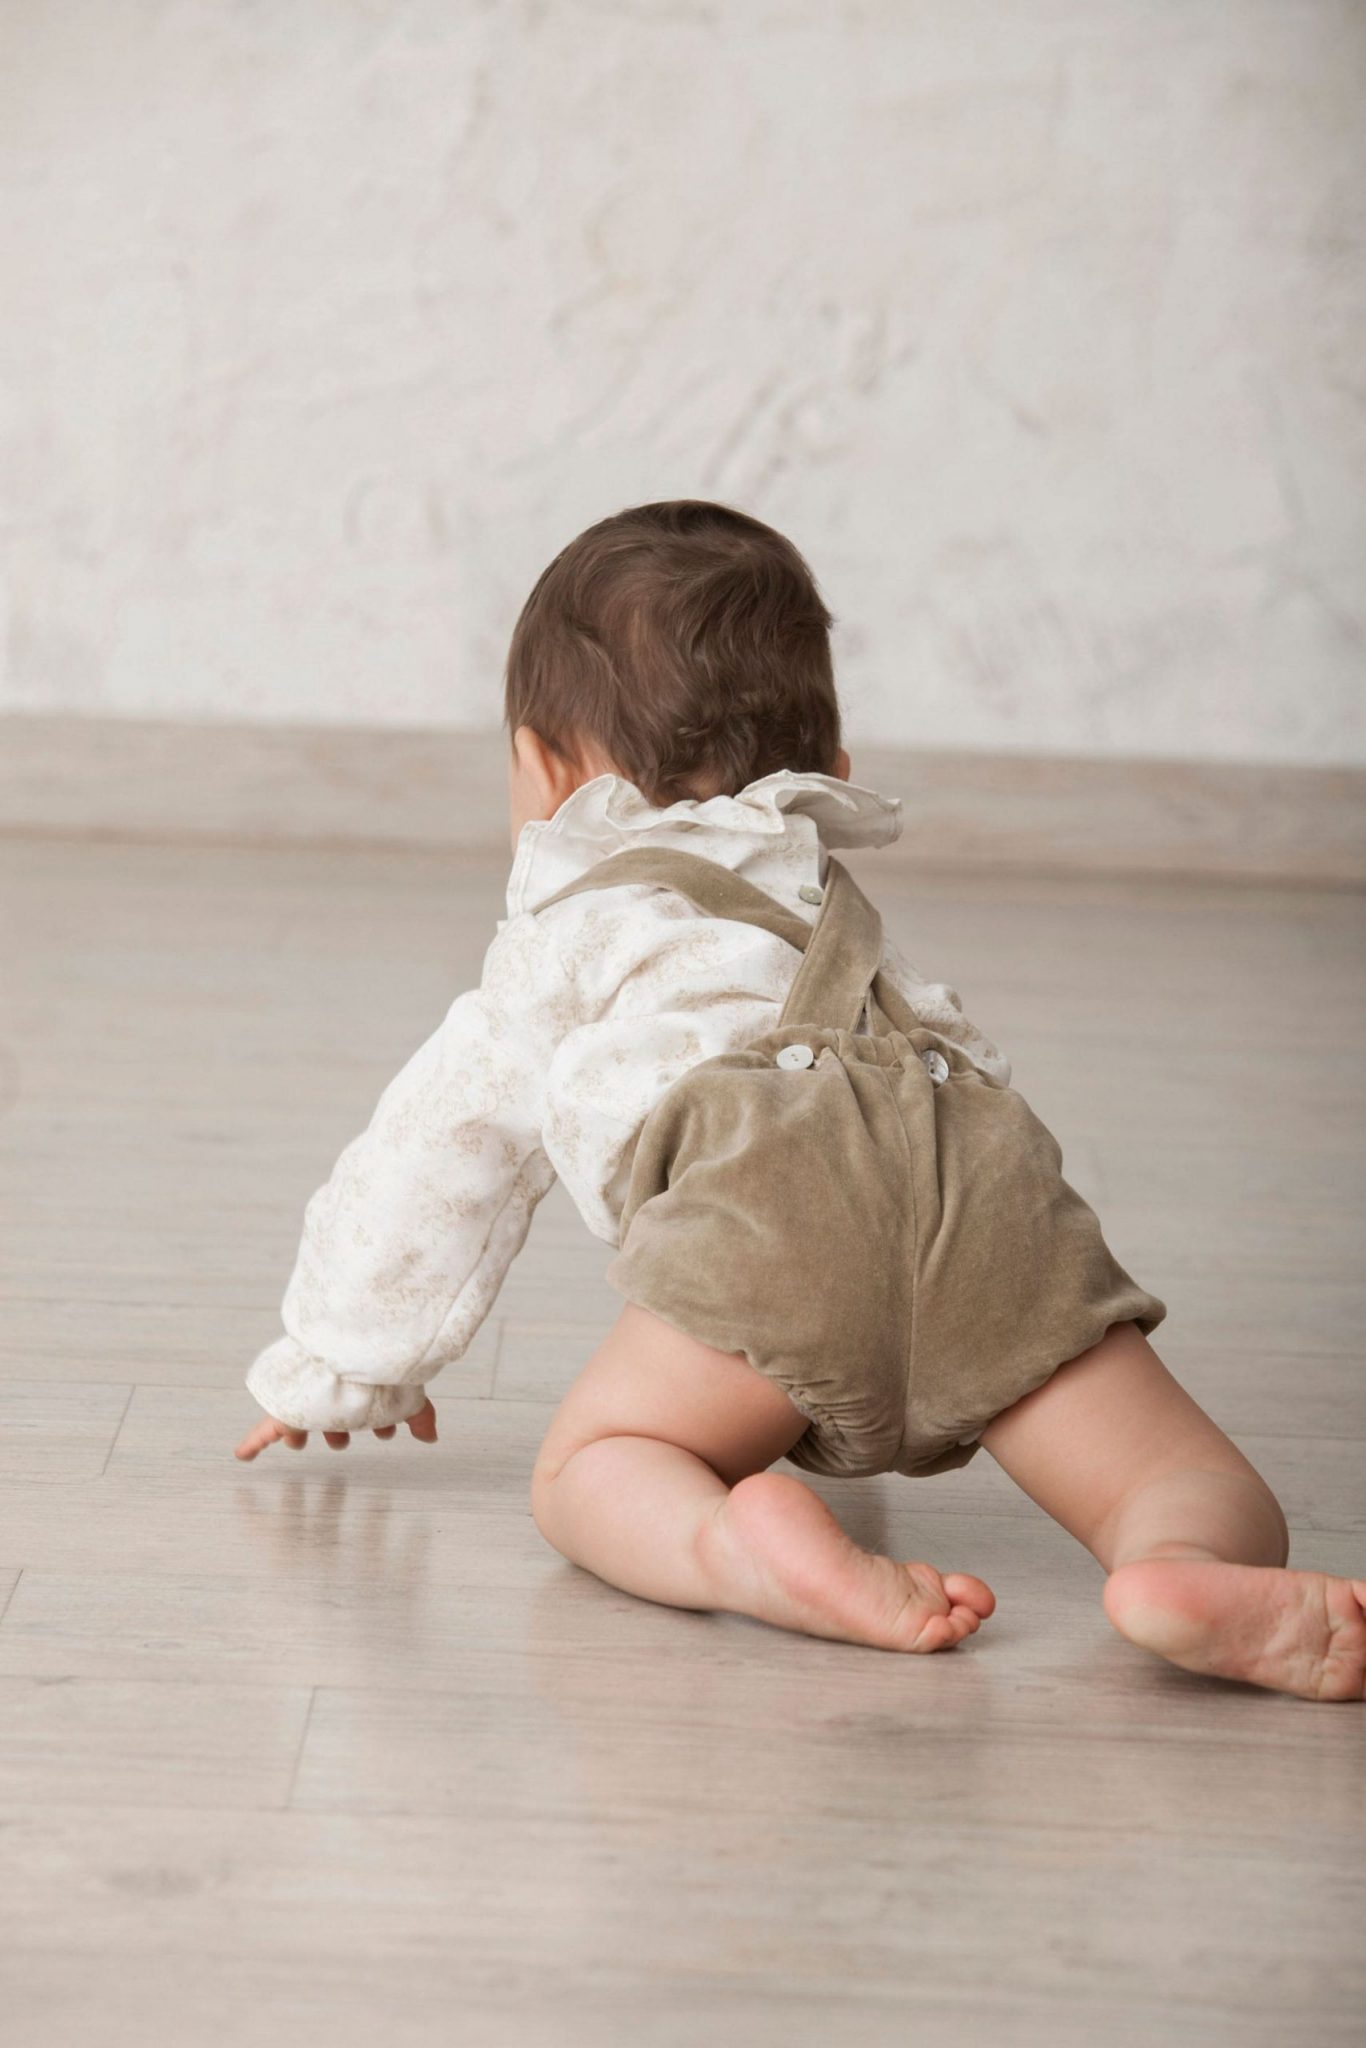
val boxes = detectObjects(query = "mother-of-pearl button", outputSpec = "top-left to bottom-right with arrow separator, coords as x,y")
922,1048 -> 950,1084
798,883 -> 824,905
776,1043 -> 816,1070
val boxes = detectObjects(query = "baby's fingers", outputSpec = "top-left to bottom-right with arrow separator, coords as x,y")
373,1425 -> 397,1440
234,1416 -> 307,1461
406,1400 -> 438,1444
323,1432 -> 351,1451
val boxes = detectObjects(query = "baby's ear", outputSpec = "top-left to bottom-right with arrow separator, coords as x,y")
513,725 -> 581,815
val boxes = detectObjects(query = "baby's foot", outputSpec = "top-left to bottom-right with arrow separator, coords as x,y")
1103,1559 -> 1366,1701
704,1470 -> 994,1652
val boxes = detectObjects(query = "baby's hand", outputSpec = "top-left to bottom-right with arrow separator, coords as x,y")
233,1399 -> 438,1462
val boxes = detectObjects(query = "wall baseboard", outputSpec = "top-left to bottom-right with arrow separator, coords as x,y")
2,712 -> 1363,887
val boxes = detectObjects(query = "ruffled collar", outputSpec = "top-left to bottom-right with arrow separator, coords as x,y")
506,769 -> 903,918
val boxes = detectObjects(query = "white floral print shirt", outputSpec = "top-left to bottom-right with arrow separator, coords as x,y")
245,770 -> 1012,1433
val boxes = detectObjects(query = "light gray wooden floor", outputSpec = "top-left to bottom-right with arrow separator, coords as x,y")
1,835 -> 1363,2048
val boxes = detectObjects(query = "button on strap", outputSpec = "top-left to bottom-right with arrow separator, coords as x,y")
776,1043 -> 815,1070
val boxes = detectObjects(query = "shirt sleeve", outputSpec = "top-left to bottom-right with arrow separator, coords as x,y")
245,910 -> 580,1434
879,933 -> 1013,1089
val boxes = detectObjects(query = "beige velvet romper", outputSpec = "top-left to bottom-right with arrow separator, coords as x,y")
533,846 -> 1167,1481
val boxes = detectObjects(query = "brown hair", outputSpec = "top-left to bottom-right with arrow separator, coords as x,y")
503,500 -> 842,805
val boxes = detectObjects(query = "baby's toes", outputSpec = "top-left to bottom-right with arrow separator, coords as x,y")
909,1609 -> 967,1653
944,1572 -> 996,1618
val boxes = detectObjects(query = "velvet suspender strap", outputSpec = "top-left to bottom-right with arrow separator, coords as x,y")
529,845 -> 895,1036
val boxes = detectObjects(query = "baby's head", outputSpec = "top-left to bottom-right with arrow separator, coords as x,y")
504,500 -> 849,842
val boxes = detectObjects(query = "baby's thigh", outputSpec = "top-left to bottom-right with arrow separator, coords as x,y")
533,1302 -> 809,1489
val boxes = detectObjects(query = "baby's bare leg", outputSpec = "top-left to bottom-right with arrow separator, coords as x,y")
531,1303 -> 994,1652
981,1320 -> 1366,1701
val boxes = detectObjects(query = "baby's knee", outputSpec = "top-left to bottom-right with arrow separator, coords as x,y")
529,1452 -> 560,1546
1224,1464 -> 1291,1568
1260,1482 -> 1291,1568
529,1434 -> 584,1549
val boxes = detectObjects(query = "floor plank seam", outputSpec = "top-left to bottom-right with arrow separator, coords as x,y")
284,1686 -> 318,1811
487,1319 -> 509,1400
96,1386 -> 137,1477
0,1793 -> 1359,1849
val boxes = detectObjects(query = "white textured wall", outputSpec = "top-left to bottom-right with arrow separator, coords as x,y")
2,1 -> 1363,764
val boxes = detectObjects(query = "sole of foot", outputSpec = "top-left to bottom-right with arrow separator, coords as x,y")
712,1470 -> 995,1653
1103,1558 -> 1366,1701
